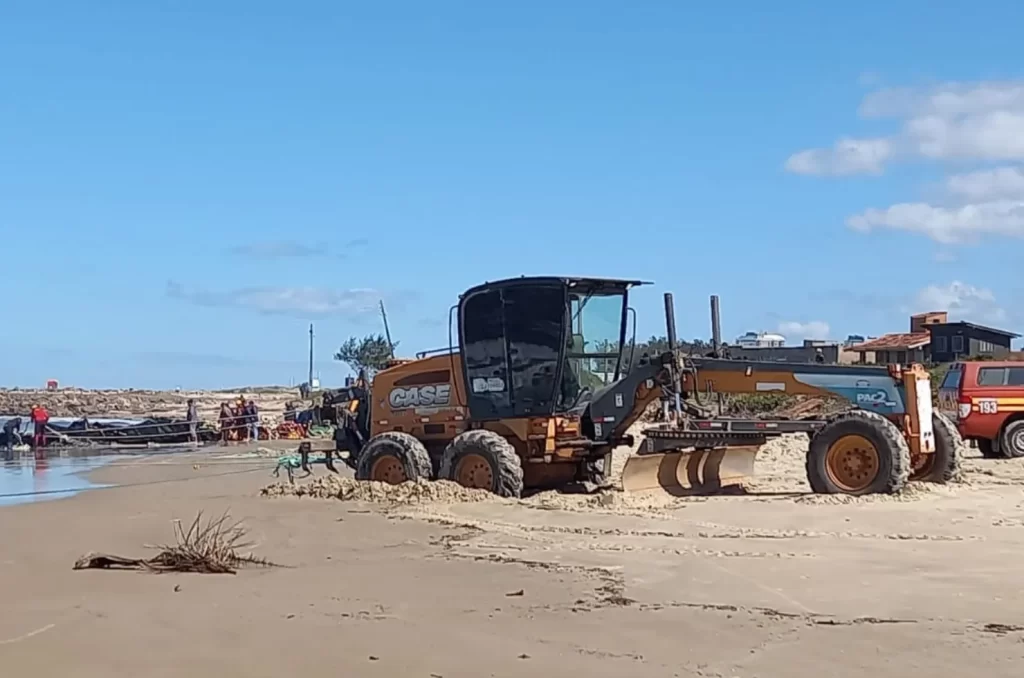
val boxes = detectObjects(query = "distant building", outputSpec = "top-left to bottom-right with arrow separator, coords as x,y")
851,312 -> 1020,364
928,321 -> 1019,362
735,331 -> 786,348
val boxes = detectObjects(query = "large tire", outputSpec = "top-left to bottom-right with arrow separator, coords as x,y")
999,420 -> 1024,459
806,410 -> 910,496
354,432 -> 432,484
911,412 -> 963,483
439,430 -> 524,498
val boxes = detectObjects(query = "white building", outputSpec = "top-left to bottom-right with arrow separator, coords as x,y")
735,331 -> 786,348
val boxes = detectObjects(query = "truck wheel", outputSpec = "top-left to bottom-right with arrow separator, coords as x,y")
439,430 -> 524,498
999,420 -> 1024,459
354,432 -> 432,484
910,412 -> 963,483
806,410 -> 910,495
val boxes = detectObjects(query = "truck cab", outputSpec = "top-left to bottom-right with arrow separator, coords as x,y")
937,361 -> 1024,458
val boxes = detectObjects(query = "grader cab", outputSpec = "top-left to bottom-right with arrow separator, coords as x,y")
336,276 -> 963,498
347,276 -> 647,496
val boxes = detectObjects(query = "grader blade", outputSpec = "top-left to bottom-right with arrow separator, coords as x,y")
621,445 -> 758,496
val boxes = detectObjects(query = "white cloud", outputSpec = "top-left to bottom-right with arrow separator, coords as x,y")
946,166 -> 1024,201
847,200 -> 1024,244
784,137 -> 892,176
778,320 -> 831,341
789,79 -> 1024,244
913,281 -> 1007,325
788,81 -> 1024,175
167,281 -> 386,318
859,82 -> 1024,120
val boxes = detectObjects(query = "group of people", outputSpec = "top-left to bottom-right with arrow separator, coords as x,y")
2,404 -> 52,459
218,398 -> 260,443
2,397 -> 265,457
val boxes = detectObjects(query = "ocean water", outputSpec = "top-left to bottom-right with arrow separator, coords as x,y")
0,453 -> 118,507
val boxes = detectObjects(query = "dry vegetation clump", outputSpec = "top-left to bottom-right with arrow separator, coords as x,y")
73,511 -> 281,574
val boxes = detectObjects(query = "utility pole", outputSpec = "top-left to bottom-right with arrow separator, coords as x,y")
380,300 -> 395,358
308,323 -> 314,388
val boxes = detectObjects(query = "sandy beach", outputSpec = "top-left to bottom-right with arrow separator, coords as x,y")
3,437 -> 1024,677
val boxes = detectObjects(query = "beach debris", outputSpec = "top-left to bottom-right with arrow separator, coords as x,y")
73,510 -> 281,574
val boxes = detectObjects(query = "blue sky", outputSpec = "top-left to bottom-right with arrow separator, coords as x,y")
3,1 -> 1024,389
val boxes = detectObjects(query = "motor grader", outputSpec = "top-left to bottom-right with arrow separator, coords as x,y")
330,276 -> 961,498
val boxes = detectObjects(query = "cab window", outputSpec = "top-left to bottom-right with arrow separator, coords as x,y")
940,366 -> 962,390
1007,367 -> 1024,387
977,367 -> 1007,387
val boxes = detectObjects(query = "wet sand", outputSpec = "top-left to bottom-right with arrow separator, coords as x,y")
2,439 -> 1024,676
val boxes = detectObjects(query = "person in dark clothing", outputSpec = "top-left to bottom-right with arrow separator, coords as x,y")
186,399 -> 199,444
2,417 -> 22,460
246,400 -> 259,441
218,402 -> 232,444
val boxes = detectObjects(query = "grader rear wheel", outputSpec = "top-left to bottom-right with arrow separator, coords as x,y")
439,430 -> 524,498
807,410 -> 910,496
454,453 -> 495,490
370,456 -> 408,484
355,432 -> 433,485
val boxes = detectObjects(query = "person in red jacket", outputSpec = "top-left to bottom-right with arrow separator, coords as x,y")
30,404 -> 50,449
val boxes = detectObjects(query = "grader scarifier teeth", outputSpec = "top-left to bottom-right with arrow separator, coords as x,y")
620,446 -> 758,496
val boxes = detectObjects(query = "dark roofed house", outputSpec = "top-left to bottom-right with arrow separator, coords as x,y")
928,321 -> 1020,363
852,311 -> 1020,364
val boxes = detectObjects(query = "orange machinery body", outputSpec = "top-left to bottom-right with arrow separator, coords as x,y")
367,353 -> 597,488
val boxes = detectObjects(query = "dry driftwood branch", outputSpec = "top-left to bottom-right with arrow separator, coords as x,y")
73,510 -> 282,574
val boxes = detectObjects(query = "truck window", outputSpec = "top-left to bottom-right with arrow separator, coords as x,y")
1007,367 -> 1024,387
940,367 -> 962,389
977,367 -> 1007,387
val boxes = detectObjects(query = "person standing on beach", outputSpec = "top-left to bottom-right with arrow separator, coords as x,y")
2,416 -> 22,460
186,398 -> 199,444
246,400 -> 259,442
29,404 -> 49,449
218,402 -> 232,444
236,396 -> 248,441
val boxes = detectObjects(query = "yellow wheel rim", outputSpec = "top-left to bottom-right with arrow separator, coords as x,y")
825,435 -> 880,492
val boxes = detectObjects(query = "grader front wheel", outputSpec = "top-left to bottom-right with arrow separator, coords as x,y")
823,435 -> 880,493
807,410 -> 910,496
